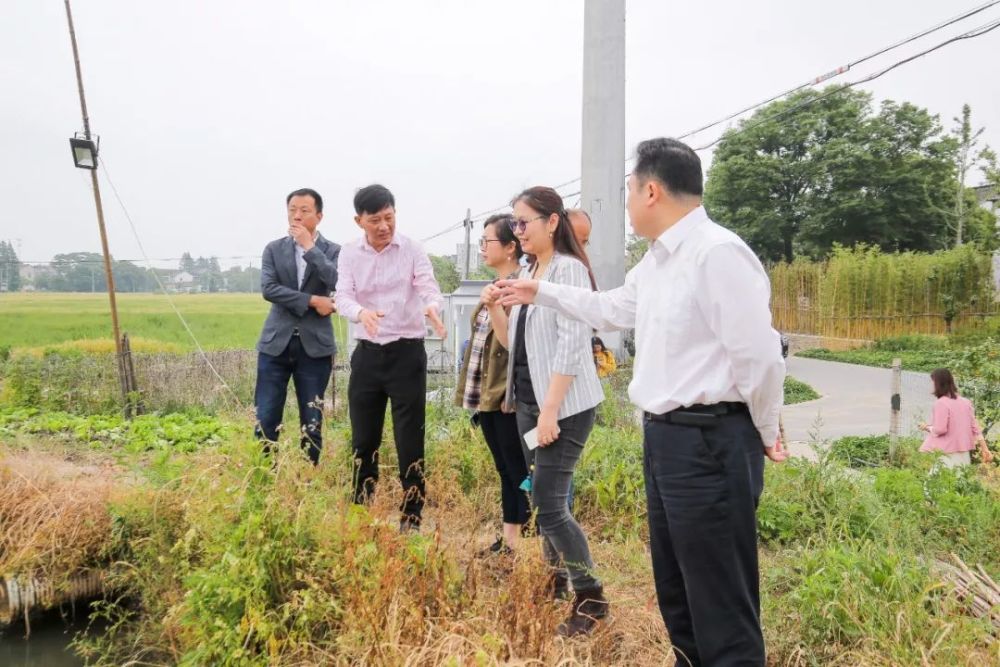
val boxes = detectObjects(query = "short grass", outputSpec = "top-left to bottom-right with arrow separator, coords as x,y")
0,293 -> 349,352
798,334 -> 957,372
784,376 -> 819,405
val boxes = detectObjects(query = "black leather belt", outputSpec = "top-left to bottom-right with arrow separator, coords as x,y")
358,337 -> 423,350
644,402 -> 748,426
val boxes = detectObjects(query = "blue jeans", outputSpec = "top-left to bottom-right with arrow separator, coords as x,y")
254,336 -> 332,465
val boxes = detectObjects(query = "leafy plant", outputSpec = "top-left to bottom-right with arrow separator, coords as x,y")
783,376 -> 819,405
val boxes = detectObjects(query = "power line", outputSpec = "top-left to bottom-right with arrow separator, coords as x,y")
673,0 -> 1000,147
694,16 -> 1000,152
846,0 -> 999,68
13,256 -> 262,265
100,160 -> 249,410
419,221 -> 465,243
457,1 -> 1000,215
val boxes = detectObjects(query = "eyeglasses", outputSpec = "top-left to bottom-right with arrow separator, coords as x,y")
478,238 -> 503,249
508,215 -> 546,234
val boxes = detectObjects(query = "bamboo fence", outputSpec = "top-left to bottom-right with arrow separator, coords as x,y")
769,246 -> 999,339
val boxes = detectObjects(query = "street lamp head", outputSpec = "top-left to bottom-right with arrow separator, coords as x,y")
69,134 -> 99,169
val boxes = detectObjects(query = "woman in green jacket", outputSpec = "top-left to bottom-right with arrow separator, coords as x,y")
455,214 -> 529,554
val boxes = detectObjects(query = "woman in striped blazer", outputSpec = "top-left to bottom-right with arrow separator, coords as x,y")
484,186 -> 607,637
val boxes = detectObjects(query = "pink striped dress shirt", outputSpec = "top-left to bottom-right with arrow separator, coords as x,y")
920,395 -> 982,454
335,233 -> 444,344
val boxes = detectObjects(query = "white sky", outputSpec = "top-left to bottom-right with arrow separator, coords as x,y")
2,0 -> 999,269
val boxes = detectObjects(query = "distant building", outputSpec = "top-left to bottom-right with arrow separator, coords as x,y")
448,279 -> 492,370
994,253 -> 1000,294
973,183 -> 999,216
983,184 -> 1000,294
169,271 -> 197,292
18,263 -> 53,291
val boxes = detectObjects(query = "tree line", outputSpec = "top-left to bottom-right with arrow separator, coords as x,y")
704,90 -> 998,263
2,246 -> 469,295
2,251 -> 263,293
5,91 -> 999,292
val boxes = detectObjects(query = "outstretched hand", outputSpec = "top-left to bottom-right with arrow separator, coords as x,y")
496,279 -> 540,307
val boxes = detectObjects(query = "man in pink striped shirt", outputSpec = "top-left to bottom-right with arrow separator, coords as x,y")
336,184 -> 446,532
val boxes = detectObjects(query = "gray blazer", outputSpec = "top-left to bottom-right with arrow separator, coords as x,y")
257,234 -> 340,358
503,253 -> 604,419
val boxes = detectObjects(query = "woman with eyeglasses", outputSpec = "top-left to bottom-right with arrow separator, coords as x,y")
455,214 -> 531,556
482,186 -> 607,637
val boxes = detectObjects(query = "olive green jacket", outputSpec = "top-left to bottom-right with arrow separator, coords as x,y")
454,302 -> 510,413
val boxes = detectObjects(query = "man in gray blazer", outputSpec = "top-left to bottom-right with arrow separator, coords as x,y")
254,188 -> 341,465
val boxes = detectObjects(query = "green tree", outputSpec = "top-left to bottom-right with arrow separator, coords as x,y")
48,252 -> 106,291
429,255 -> 459,293
625,235 -> 649,271
953,339 -> 1000,439
950,104 -> 988,246
222,265 -> 261,292
112,260 -> 155,292
468,266 -> 497,281
705,88 -> 959,262
957,187 -> 999,251
196,257 -> 223,293
978,147 -> 1000,245
986,148 -> 1000,190
0,241 -> 21,291
179,252 -> 196,274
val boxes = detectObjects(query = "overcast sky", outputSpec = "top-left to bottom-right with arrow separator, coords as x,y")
2,0 -> 999,269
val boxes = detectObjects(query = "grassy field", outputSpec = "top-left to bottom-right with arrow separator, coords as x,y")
3,298 -> 998,664
1,330 -> 998,663
0,293 -> 349,352
2,399 -> 998,665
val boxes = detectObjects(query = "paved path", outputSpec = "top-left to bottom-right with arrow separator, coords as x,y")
782,357 -> 933,457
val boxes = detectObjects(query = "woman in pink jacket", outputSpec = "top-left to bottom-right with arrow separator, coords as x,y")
919,368 -> 993,467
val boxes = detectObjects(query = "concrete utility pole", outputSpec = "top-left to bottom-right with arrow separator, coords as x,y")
581,0 -> 626,348
462,208 -> 472,279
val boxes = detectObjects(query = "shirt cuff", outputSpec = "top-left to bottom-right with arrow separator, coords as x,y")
552,360 -> 581,376
340,303 -> 363,322
758,423 -> 779,448
536,281 -> 559,306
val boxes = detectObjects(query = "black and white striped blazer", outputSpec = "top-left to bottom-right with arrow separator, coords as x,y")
503,253 -> 604,418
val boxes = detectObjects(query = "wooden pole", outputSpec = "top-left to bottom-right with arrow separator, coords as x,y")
889,357 -> 902,461
64,0 -> 129,412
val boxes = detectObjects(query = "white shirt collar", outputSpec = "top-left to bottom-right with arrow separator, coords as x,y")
651,206 -> 707,260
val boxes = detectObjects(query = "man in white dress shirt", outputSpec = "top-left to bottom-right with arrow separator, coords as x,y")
496,138 -> 787,666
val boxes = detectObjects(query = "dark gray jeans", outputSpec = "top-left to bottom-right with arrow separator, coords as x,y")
516,403 -> 600,591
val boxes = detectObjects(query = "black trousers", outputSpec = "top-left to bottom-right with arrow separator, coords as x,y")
348,339 -> 427,522
643,410 -> 766,667
478,410 -> 530,525
254,337 -> 332,465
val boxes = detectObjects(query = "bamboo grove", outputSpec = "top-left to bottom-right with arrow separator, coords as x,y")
769,245 -> 999,339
